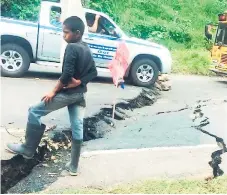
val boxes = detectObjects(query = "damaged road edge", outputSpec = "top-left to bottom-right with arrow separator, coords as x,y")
83,88 -> 160,141
1,144 -> 48,194
1,87 -> 161,194
192,102 -> 227,178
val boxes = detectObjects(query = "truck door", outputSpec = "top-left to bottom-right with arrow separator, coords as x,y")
37,2 -> 89,63
37,5 -> 62,62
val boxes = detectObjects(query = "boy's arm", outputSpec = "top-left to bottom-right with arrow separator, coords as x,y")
80,60 -> 97,86
88,15 -> 100,33
64,61 -> 98,89
42,44 -> 77,102
59,44 -> 77,85
64,61 -> 97,89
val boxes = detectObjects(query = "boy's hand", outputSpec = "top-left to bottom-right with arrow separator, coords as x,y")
42,91 -> 56,103
64,78 -> 81,89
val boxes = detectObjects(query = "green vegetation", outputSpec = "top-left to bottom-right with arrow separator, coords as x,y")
1,0 -> 227,75
89,0 -> 226,75
1,0 -> 40,21
44,177 -> 227,194
89,0 -> 227,49
172,49 -> 212,75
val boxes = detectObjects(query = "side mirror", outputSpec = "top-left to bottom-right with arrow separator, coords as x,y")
205,24 -> 212,40
114,29 -> 122,39
115,32 -> 121,39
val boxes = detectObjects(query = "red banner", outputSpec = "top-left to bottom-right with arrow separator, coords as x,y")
108,42 -> 129,86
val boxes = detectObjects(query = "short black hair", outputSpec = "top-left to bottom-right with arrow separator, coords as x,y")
63,16 -> 85,35
86,13 -> 95,22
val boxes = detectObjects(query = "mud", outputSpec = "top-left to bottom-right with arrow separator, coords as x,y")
1,144 -> 49,194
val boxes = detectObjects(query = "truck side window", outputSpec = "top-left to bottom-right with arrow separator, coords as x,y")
86,12 -> 118,37
101,17 -> 117,37
50,6 -> 62,28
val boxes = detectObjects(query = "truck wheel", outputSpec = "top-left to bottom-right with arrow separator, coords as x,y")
1,44 -> 30,77
130,58 -> 159,87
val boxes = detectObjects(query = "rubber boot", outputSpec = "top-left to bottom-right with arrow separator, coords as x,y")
6,123 -> 46,159
65,139 -> 82,176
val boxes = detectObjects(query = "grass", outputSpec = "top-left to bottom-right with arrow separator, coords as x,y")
45,176 -> 227,194
171,49 -> 212,76
89,0 -> 221,76
89,0 -> 227,49
3,0 -> 224,76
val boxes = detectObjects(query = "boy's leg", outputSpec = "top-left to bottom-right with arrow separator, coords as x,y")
66,101 -> 85,176
28,92 -> 84,126
7,92 -> 84,159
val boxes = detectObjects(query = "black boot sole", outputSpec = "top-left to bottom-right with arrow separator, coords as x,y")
5,147 -> 33,159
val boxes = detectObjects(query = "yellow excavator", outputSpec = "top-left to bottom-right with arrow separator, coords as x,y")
205,11 -> 227,76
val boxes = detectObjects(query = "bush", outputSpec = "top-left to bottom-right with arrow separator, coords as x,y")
88,0 -> 227,49
172,49 -> 211,75
2,0 -> 227,49
1,0 -> 41,21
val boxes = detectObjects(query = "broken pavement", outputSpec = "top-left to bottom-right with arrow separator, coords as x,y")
1,84 -> 163,193
1,74 -> 227,193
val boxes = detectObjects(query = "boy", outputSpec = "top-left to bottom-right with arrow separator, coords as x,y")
7,16 -> 97,176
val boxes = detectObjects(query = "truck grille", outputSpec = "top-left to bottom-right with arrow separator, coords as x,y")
221,54 -> 227,64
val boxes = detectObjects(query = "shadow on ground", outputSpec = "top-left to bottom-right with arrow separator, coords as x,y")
20,70 -> 133,86
15,71 -> 115,84
217,80 -> 227,86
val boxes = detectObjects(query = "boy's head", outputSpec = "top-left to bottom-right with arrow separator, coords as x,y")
63,16 -> 85,43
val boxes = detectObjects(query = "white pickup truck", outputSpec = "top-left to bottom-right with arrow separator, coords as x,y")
0,1 -> 172,87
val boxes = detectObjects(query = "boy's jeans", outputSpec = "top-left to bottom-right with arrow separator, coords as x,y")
28,92 -> 86,140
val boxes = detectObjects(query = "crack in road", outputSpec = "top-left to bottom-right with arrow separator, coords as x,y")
2,91 -> 226,193
191,102 -> 227,178
1,143 -> 49,194
153,98 -> 227,178
155,98 -> 226,116
82,88 -> 160,141
1,87 -> 161,194
156,107 -> 189,115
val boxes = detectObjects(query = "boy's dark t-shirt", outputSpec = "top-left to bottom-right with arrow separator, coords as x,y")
59,41 -> 97,93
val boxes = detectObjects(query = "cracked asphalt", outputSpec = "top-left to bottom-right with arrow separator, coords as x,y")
1,65 -> 227,151
2,65 -> 227,194
1,65 -> 141,130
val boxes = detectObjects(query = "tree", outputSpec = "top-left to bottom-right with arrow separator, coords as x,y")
1,0 -> 41,21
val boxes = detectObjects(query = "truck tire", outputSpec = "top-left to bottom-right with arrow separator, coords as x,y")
130,58 -> 159,87
1,44 -> 30,77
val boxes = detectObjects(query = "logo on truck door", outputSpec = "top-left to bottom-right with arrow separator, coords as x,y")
88,43 -> 116,61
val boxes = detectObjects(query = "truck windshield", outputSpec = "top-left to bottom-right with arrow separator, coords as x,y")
215,23 -> 227,45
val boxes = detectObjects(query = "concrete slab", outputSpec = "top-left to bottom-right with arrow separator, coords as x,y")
0,128 -> 25,160
43,145 -> 225,192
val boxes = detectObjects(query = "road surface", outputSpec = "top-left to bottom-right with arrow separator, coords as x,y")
2,65 -> 227,193
1,65 -> 227,151
1,64 -> 141,129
